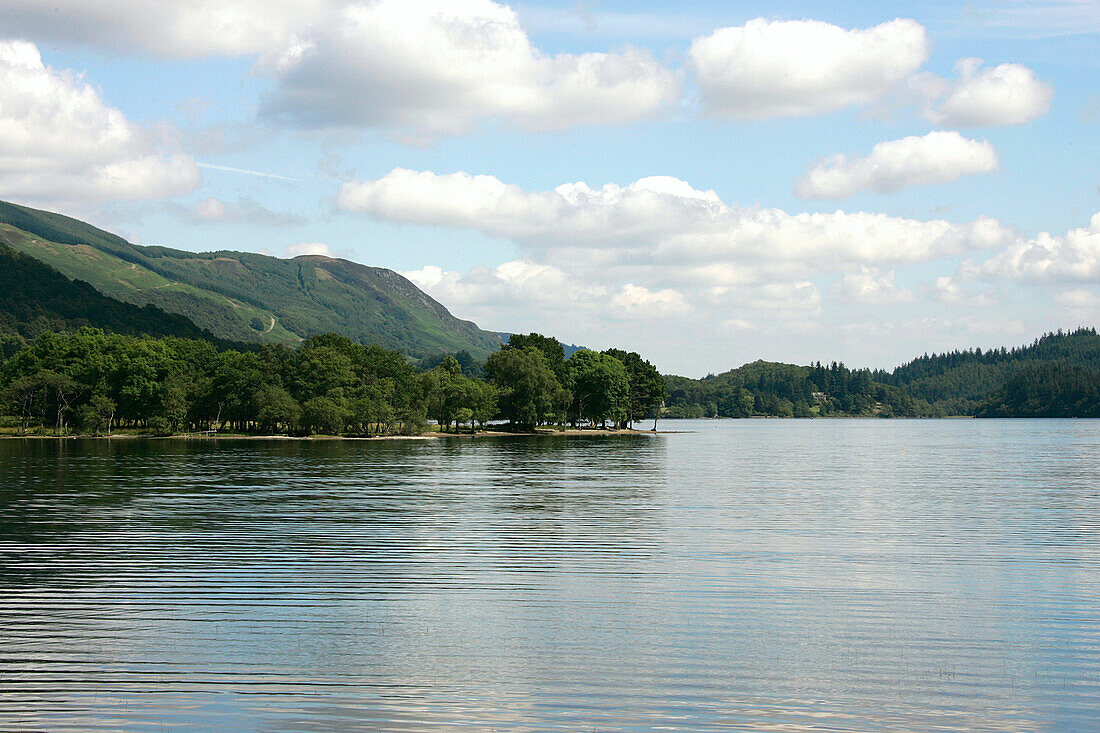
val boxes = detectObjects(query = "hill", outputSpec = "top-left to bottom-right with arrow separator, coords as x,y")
975,362 -> 1100,417
664,330 -> 1100,418
0,200 -> 503,360
0,242 -> 232,358
873,328 -> 1100,415
664,359 -> 929,418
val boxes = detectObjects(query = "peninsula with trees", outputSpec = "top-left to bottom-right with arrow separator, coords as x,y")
1,200 -> 1098,436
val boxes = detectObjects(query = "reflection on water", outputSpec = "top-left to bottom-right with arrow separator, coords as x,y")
1,421 -> 1099,731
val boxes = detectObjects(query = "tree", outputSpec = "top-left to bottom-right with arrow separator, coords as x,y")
76,394 -> 116,436
254,386 -> 301,433
469,380 -> 498,430
506,333 -> 566,379
567,350 -> 629,428
486,346 -> 562,430
2,374 -> 42,435
422,355 -> 465,432
604,349 -> 666,429
301,396 -> 346,435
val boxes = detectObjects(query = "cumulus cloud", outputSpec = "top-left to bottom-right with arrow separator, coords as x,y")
689,18 -> 928,119
930,276 -> 997,307
967,213 -> 1100,283
610,284 -> 693,319
0,41 -> 200,204
796,131 -> 999,199
0,0 -> 329,57
927,58 -> 1053,127
257,0 -> 679,135
402,260 -> 618,335
401,260 -> 822,363
285,241 -> 333,257
831,267 -> 917,304
346,168 -> 1064,370
341,169 -> 1012,287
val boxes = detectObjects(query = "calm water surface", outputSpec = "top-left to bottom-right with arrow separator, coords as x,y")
1,420 -> 1099,731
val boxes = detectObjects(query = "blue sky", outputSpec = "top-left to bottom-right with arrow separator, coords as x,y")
0,0 -> 1097,375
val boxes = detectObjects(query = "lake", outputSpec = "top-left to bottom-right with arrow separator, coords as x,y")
1,419 -> 1099,731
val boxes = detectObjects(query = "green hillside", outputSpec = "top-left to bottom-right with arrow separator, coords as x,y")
873,328 -> 1100,415
663,329 -> 1100,418
0,200 -> 502,360
0,241 -> 229,357
664,359 -> 929,418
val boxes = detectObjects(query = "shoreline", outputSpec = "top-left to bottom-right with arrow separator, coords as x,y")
0,427 -> 673,441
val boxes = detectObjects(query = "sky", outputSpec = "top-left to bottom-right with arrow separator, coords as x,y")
0,0 -> 1097,376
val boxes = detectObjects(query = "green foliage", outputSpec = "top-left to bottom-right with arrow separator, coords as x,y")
602,348 -> 666,427
254,386 -> 301,433
878,328 -> 1100,415
665,360 -> 931,418
566,350 -> 630,427
0,241 -> 226,343
486,346 -> 564,430
975,363 -> 1100,417
76,394 -> 116,436
301,396 -> 346,435
506,333 -> 566,377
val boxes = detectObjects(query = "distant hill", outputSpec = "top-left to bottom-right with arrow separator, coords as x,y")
0,241 -> 227,357
975,362 -> 1100,417
874,328 -> 1100,415
665,359 -> 927,418
663,330 -> 1100,418
0,200 -> 503,360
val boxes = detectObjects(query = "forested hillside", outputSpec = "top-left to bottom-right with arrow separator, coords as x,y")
0,242 -> 227,359
665,360 -> 932,418
975,363 -> 1100,417
0,200 -> 503,359
874,328 -> 1100,414
665,329 -> 1100,418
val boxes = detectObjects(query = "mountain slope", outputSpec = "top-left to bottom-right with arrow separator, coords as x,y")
0,241 -> 227,351
0,200 -> 502,359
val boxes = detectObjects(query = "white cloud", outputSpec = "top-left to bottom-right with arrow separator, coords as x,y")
834,316 -> 1027,363
258,0 -> 679,135
968,213 -> 1100,282
0,0 -> 329,57
610,284 -> 693,319
689,18 -> 928,119
341,169 -> 1012,287
347,169 -> 1061,372
930,276 -> 997,306
401,259 -> 614,335
1054,289 -> 1100,308
796,131 -> 999,199
0,41 -> 200,203
832,267 -> 917,304
285,241 -> 333,257
404,260 -> 604,310
927,58 -> 1052,127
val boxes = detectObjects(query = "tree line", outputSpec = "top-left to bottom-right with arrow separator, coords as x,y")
0,328 -> 665,436
664,359 -> 932,418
